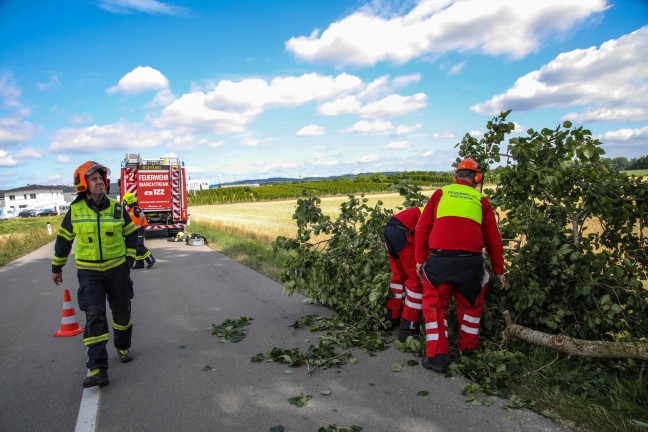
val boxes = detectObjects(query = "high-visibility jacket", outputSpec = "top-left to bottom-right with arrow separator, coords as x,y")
128,205 -> 148,228
52,195 -> 137,272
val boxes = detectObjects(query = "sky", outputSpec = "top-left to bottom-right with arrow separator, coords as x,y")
1,0 -> 647,189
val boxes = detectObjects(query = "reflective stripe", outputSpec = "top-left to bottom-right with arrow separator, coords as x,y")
113,320 -> 133,331
463,314 -> 481,324
461,324 -> 480,335
52,256 -> 68,266
76,257 -> 125,271
63,301 -> 74,309
425,322 -> 438,330
404,298 -> 422,310
426,333 -> 439,341
84,334 -> 109,346
390,283 -> 404,290
123,222 -> 137,236
57,227 -> 75,241
405,288 -> 423,300
392,292 -> 404,299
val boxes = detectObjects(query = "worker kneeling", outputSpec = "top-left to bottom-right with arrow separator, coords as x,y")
414,158 -> 505,373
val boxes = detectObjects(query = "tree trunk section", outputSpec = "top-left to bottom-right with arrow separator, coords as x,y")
502,311 -> 648,360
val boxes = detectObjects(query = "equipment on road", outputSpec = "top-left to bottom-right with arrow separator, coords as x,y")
53,289 -> 84,337
119,153 -> 189,236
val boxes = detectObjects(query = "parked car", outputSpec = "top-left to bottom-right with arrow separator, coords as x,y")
38,208 -> 58,216
18,209 -> 37,218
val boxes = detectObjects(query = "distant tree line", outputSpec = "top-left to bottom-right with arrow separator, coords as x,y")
603,154 -> 648,171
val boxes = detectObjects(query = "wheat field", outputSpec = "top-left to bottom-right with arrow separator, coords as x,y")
188,192 -> 434,241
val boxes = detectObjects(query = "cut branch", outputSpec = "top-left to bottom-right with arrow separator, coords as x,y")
502,310 -> 648,360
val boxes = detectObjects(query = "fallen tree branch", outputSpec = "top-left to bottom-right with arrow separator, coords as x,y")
502,310 -> 648,360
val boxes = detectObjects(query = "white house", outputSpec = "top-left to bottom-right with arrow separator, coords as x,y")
186,178 -> 210,192
1,184 -> 70,215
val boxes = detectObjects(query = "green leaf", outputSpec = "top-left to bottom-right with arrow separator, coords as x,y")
416,390 -> 429,397
320,390 -> 332,395
270,426 -> 285,432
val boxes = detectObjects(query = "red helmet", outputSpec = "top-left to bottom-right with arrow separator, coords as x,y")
455,158 -> 483,184
73,161 -> 110,193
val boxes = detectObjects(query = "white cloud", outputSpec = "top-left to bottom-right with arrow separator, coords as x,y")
108,66 -> 169,95
431,130 -> 456,140
360,93 -> 427,118
0,70 -> 22,108
286,0 -> 607,67
49,122 -> 167,152
385,140 -> 409,149
203,139 -> 224,148
57,155 -> 71,163
448,62 -> 465,76
36,74 -> 61,91
359,155 -> 378,163
240,137 -> 260,147
15,148 -> 43,159
599,125 -> 648,156
472,26 -> 648,121
251,160 -> 300,173
0,114 -> 40,147
146,89 -> 176,108
48,174 -> 62,181
69,113 -> 93,125
395,123 -> 422,135
318,96 -> 361,116
344,120 -> 394,133
156,72 -> 363,135
95,0 -> 187,15
0,149 -> 18,166
296,124 -> 326,136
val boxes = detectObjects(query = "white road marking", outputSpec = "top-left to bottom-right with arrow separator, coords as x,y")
75,386 -> 101,432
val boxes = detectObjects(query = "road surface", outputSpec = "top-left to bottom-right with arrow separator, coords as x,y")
0,239 -> 568,432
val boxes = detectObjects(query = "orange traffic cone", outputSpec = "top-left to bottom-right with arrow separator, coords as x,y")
53,289 -> 84,337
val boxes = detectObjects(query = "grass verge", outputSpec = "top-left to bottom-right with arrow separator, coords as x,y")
0,217 -> 62,266
187,221 -> 286,282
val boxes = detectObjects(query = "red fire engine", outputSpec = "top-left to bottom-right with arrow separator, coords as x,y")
119,154 -> 188,235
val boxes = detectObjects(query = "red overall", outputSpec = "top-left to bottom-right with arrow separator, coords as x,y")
383,207 -> 423,324
415,180 -> 504,357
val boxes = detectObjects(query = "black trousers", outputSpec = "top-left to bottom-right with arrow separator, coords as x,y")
77,262 -> 133,370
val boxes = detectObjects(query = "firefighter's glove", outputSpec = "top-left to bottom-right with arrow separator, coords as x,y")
416,263 -> 424,278
126,257 -> 135,268
496,273 -> 506,288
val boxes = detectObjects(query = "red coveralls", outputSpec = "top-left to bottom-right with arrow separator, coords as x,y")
415,180 -> 504,357
383,207 -> 423,325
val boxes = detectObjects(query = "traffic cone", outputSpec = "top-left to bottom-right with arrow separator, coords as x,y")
53,289 -> 84,337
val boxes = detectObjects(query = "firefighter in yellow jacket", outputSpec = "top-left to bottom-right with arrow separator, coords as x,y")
51,161 -> 138,388
123,192 -> 156,269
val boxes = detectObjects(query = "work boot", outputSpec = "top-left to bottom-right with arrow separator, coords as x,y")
118,349 -> 133,363
421,354 -> 450,373
146,256 -> 156,269
131,260 -> 144,269
82,368 -> 109,388
397,319 -> 420,342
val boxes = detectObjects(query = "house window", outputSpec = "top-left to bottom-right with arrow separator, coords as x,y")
9,195 -> 15,200
29,194 -> 36,199
24,194 -> 27,199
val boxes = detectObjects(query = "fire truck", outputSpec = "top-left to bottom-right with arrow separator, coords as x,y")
119,154 -> 188,235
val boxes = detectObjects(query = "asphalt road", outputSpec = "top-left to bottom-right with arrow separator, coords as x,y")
0,239 -> 569,432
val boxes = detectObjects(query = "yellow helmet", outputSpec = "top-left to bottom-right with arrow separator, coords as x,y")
123,192 -> 137,206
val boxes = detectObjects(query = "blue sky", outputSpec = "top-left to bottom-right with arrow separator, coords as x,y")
1,0 -> 647,189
